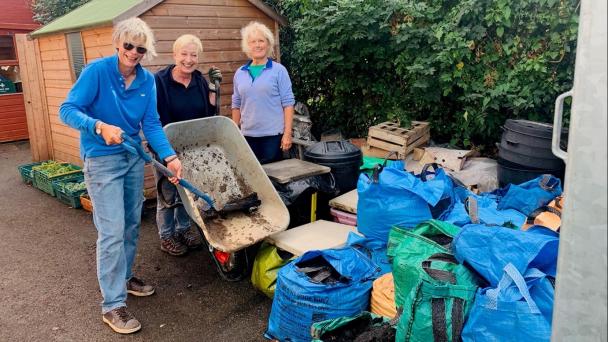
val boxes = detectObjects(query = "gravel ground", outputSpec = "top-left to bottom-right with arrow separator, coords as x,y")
0,141 -> 272,342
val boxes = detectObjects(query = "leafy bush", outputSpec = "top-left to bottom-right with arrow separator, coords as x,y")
30,0 -> 91,24
274,0 -> 579,151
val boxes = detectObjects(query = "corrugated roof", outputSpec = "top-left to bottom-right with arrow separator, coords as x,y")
30,0 -> 156,37
30,0 -> 287,38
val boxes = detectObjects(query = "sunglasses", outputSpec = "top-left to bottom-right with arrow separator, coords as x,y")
123,42 -> 147,54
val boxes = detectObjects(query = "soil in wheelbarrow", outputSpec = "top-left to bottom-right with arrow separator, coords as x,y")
200,210 -> 273,244
319,315 -> 396,342
179,145 -> 255,208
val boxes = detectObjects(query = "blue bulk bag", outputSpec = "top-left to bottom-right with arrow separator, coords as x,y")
357,160 -> 453,243
462,263 -> 553,342
444,191 -> 526,228
345,231 -> 392,275
453,224 -> 559,287
265,247 -> 380,342
497,174 -> 563,216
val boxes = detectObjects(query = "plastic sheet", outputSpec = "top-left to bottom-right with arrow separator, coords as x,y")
271,172 -> 338,206
250,242 -> 293,298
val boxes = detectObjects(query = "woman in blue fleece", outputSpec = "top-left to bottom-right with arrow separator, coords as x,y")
59,18 -> 181,335
232,21 -> 295,164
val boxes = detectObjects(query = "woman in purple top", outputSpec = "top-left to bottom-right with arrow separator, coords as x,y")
231,21 -> 296,164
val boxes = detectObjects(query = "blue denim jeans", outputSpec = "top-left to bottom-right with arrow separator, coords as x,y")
152,166 -> 191,240
83,152 -> 145,314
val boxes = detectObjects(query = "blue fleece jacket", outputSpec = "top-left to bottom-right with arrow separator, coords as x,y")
231,59 -> 295,137
59,54 -> 175,160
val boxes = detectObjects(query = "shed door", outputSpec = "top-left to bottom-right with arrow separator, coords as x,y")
15,34 -> 52,160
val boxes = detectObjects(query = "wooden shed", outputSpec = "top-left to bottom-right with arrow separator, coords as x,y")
0,0 -> 39,142
19,0 -> 286,197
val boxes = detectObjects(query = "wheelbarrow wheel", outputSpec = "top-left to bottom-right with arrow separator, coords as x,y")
194,224 -> 252,282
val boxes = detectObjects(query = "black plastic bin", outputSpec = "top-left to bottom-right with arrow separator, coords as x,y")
303,141 -> 362,194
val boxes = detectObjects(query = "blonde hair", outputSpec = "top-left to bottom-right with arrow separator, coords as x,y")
240,21 -> 275,59
112,17 -> 157,60
173,34 -> 203,54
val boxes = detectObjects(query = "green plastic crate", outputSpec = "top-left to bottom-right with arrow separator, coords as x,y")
17,161 -> 47,185
52,174 -> 87,208
33,162 -> 82,196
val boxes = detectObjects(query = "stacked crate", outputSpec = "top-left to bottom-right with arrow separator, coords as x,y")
362,121 -> 431,159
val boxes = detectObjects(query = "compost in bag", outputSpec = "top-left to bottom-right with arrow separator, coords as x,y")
311,312 -> 397,342
319,315 -> 395,342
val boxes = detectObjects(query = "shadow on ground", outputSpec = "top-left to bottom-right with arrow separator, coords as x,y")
0,141 -> 271,341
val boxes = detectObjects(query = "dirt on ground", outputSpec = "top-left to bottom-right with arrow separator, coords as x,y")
0,141 -> 272,342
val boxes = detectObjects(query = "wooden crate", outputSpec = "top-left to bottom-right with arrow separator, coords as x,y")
366,121 -> 430,157
80,194 -> 93,213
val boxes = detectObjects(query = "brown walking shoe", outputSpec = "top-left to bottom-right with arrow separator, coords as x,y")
175,228 -> 203,249
127,276 -> 155,297
160,236 -> 187,256
102,306 -> 141,334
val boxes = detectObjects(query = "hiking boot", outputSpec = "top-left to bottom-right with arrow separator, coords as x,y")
102,306 -> 141,334
160,237 -> 187,256
176,228 -> 203,250
127,276 -> 155,297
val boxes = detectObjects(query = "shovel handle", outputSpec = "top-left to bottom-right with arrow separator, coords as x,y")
214,79 -> 221,116
120,133 -> 215,207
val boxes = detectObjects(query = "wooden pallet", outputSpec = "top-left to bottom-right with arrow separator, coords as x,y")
362,134 -> 430,159
366,121 -> 430,157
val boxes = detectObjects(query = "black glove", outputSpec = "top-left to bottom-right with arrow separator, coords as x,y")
208,67 -> 222,84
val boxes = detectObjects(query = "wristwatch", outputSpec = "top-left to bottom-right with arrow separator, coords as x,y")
95,121 -> 103,135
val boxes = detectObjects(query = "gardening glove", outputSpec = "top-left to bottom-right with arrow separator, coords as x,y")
208,67 -> 222,85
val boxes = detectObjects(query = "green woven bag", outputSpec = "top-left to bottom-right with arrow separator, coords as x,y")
389,220 -> 480,341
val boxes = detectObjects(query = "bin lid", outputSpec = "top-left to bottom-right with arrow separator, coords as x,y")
504,119 -> 567,139
304,140 -> 362,162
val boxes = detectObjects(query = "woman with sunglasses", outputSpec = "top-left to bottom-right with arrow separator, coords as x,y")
59,17 -> 181,335
152,34 -> 222,256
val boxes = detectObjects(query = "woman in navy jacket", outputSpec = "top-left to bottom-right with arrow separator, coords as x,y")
153,34 -> 222,256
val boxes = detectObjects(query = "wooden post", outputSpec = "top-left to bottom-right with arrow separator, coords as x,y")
15,34 -> 53,161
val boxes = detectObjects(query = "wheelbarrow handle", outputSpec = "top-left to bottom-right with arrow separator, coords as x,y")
120,133 -> 215,208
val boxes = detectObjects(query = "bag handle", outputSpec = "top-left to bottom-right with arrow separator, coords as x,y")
371,151 -> 400,183
420,162 -> 439,181
464,196 -> 480,224
421,253 -> 458,284
487,263 -> 541,314
539,174 -> 560,191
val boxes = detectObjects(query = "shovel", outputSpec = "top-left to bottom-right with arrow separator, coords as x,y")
120,133 -> 260,217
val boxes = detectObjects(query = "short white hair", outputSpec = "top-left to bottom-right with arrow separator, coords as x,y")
112,17 -> 157,60
173,34 -> 203,54
240,21 -> 275,59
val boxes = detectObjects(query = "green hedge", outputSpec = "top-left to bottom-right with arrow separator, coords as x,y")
270,0 -> 579,151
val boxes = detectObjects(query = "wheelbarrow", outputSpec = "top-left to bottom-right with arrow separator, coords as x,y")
163,116 -> 290,255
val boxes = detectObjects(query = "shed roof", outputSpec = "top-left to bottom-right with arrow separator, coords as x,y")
31,0 -> 286,38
